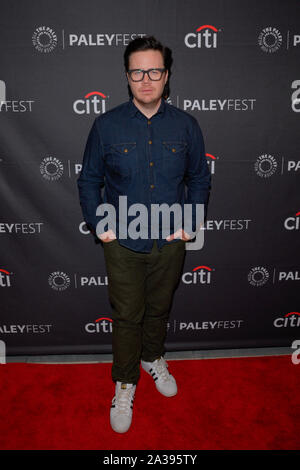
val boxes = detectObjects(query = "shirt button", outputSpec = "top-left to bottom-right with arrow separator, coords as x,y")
148,140 -> 152,145
150,162 -> 154,166
172,148 -> 176,153
148,120 -> 151,125
150,184 -> 154,189
124,148 -> 128,153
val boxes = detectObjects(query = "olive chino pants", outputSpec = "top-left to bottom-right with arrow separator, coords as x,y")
103,238 -> 186,385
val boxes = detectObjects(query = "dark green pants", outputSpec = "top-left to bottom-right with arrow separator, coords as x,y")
103,239 -> 186,385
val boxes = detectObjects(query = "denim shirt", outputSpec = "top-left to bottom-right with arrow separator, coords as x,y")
77,97 -> 211,253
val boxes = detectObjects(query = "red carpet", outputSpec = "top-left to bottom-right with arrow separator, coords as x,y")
0,355 -> 299,450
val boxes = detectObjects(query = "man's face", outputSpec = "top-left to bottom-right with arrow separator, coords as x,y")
127,49 -> 168,106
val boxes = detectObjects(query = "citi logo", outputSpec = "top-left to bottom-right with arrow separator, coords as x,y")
184,25 -> 219,49
182,265 -> 213,284
206,153 -> 217,174
0,269 -> 12,287
85,317 -> 112,333
73,91 -> 108,115
284,211 -> 300,230
273,312 -> 300,328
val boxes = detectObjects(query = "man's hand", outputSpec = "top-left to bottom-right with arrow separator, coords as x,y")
166,228 -> 191,242
98,229 -> 117,243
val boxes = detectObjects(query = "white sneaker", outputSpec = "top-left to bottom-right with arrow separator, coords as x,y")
141,356 -> 177,397
110,381 -> 136,433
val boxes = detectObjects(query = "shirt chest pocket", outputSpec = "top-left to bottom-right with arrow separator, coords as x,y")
162,141 -> 187,176
109,142 -> 138,177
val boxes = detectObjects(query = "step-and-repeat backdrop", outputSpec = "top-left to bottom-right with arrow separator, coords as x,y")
1,0 -> 299,356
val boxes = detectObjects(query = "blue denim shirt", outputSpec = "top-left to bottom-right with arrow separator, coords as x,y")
77,98 -> 211,253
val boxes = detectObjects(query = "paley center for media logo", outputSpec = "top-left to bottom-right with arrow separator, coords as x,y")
258,27 -> 282,53
248,265 -> 300,286
258,26 -> 300,53
48,271 -> 71,291
254,152 -> 300,177
254,154 -> 278,178
40,156 -> 64,181
32,26 -> 58,53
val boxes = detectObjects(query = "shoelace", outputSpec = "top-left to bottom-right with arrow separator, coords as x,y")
114,387 -> 135,415
153,358 -> 170,382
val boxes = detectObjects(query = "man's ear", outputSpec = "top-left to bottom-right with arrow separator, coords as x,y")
164,69 -> 169,84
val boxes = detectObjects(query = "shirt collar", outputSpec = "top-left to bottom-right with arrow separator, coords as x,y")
128,97 -> 166,119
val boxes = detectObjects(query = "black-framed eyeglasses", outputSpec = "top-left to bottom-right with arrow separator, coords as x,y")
127,68 -> 166,82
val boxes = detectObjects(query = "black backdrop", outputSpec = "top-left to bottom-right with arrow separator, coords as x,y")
0,0 -> 299,356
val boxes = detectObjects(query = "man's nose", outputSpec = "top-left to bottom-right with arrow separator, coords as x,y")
142,72 -> 151,82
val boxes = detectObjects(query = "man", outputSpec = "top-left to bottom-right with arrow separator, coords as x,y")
77,36 -> 211,433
